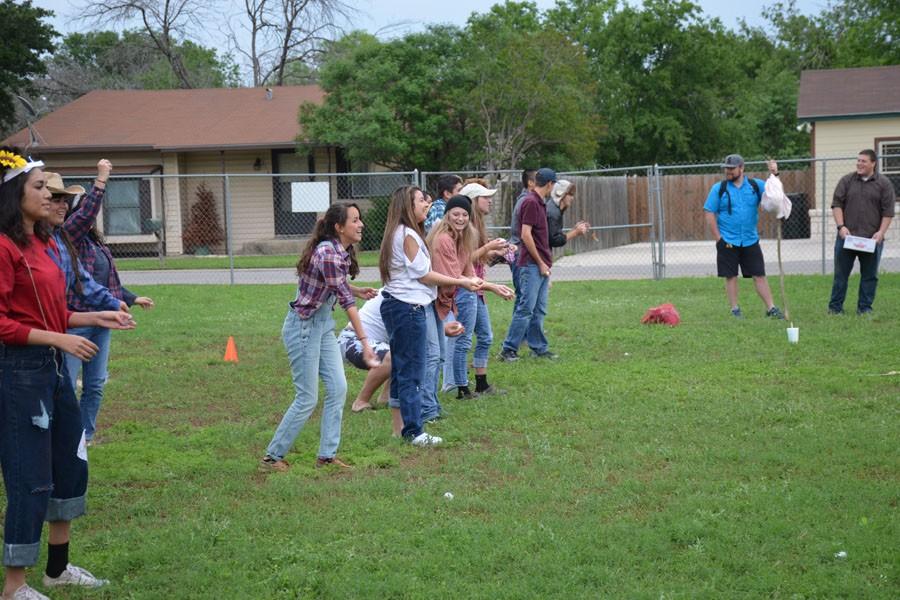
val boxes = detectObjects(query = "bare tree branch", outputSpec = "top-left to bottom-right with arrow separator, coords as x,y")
78,0 -> 206,88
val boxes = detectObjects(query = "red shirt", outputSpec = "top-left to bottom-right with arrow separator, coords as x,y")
0,235 -> 71,345
516,191 -> 552,267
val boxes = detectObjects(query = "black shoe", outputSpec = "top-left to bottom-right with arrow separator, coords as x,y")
765,306 -> 785,319
531,350 -> 559,360
828,308 -> 844,315
857,308 -> 873,316
498,349 -> 519,362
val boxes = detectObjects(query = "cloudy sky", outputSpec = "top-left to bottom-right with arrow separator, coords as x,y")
36,0 -> 823,41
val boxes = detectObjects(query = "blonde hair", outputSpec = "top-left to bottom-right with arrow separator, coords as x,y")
426,210 -> 477,270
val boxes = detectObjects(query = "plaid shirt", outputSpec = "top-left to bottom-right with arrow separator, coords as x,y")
290,239 -> 355,319
51,231 -> 121,312
63,184 -> 135,311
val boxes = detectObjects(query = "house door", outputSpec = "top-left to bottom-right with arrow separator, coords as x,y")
273,150 -> 317,236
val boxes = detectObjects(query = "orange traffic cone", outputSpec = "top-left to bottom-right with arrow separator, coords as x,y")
224,336 -> 239,363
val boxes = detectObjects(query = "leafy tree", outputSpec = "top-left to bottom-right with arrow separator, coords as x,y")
299,29 -> 475,171
462,2 -> 601,170
763,0 -> 900,69
0,0 -> 56,132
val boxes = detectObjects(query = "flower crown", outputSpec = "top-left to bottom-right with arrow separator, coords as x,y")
0,150 -> 26,171
0,150 -> 44,184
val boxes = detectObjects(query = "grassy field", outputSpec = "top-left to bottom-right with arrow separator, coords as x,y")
115,251 -> 380,271
7,275 -> 898,598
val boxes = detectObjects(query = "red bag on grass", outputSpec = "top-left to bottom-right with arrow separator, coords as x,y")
641,303 -> 681,326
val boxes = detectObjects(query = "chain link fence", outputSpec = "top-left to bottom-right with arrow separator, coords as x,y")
77,159 -> 898,286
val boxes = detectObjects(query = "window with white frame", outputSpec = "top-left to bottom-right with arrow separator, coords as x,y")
879,140 -> 900,195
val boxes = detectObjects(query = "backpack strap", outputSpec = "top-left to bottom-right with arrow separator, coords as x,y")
718,180 -> 731,215
748,177 -> 761,202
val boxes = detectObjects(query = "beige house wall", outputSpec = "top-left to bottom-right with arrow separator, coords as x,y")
809,117 -> 900,243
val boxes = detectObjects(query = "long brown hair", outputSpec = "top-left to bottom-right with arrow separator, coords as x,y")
379,186 -> 425,284
296,203 -> 361,279
0,146 -> 50,247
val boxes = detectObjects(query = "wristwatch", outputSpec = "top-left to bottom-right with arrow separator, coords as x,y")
836,224 -> 845,232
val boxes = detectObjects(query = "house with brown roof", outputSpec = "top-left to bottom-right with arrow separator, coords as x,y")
2,85 -> 384,256
797,65 -> 900,241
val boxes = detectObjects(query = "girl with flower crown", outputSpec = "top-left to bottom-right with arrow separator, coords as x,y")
0,147 -> 135,600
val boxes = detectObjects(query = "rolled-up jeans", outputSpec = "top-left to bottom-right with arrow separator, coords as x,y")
266,299 -> 347,461
0,345 -> 88,567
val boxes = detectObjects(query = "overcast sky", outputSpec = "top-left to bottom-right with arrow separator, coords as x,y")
36,0 -> 823,53
32,0 -> 826,72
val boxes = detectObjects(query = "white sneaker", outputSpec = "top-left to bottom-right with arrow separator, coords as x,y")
42,563 -> 109,588
411,432 -> 443,447
8,585 -> 48,600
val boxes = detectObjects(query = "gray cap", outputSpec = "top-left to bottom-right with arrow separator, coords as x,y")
722,154 -> 744,168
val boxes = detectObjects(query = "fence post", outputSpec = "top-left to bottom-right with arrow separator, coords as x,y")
224,174 -> 235,285
647,166 -> 659,279
820,161 -> 827,275
654,165 -> 666,279
412,168 -> 419,187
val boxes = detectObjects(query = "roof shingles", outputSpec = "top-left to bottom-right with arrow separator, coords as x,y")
3,86 -> 325,152
797,65 -> 900,119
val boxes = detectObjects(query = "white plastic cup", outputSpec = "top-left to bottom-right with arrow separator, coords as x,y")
787,327 -> 799,344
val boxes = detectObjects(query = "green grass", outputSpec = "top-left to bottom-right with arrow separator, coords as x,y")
7,275 -> 899,598
115,251 -> 380,271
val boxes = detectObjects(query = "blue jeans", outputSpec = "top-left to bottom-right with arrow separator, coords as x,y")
0,346 -> 88,567
502,263 -> 550,354
64,325 -> 111,441
472,295 -> 494,369
443,289 -> 477,388
422,303 -> 443,420
828,237 -> 885,313
266,301 -> 347,461
509,257 -> 523,315
380,293 -> 427,439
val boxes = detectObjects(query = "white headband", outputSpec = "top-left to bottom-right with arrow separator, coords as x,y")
2,159 -> 45,184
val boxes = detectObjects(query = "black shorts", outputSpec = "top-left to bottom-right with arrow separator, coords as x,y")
716,239 -> 766,278
337,327 -> 390,370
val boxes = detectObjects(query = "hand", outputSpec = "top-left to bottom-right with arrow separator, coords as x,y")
872,231 -> 884,243
119,301 -> 130,313
95,310 -> 136,330
575,221 -> 590,236
767,159 -> 778,175
538,262 -> 551,278
57,334 -> 99,360
839,226 -> 849,240
354,287 -> 378,300
134,296 -> 155,309
461,277 -> 483,292
444,321 -> 465,337
486,238 -> 507,253
492,284 -> 514,301
97,159 -> 112,181
362,344 -> 380,368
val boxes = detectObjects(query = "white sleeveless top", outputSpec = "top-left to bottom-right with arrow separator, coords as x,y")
383,226 -> 437,305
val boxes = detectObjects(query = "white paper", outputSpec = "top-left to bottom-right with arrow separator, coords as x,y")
291,181 -> 330,213
843,235 -> 876,253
